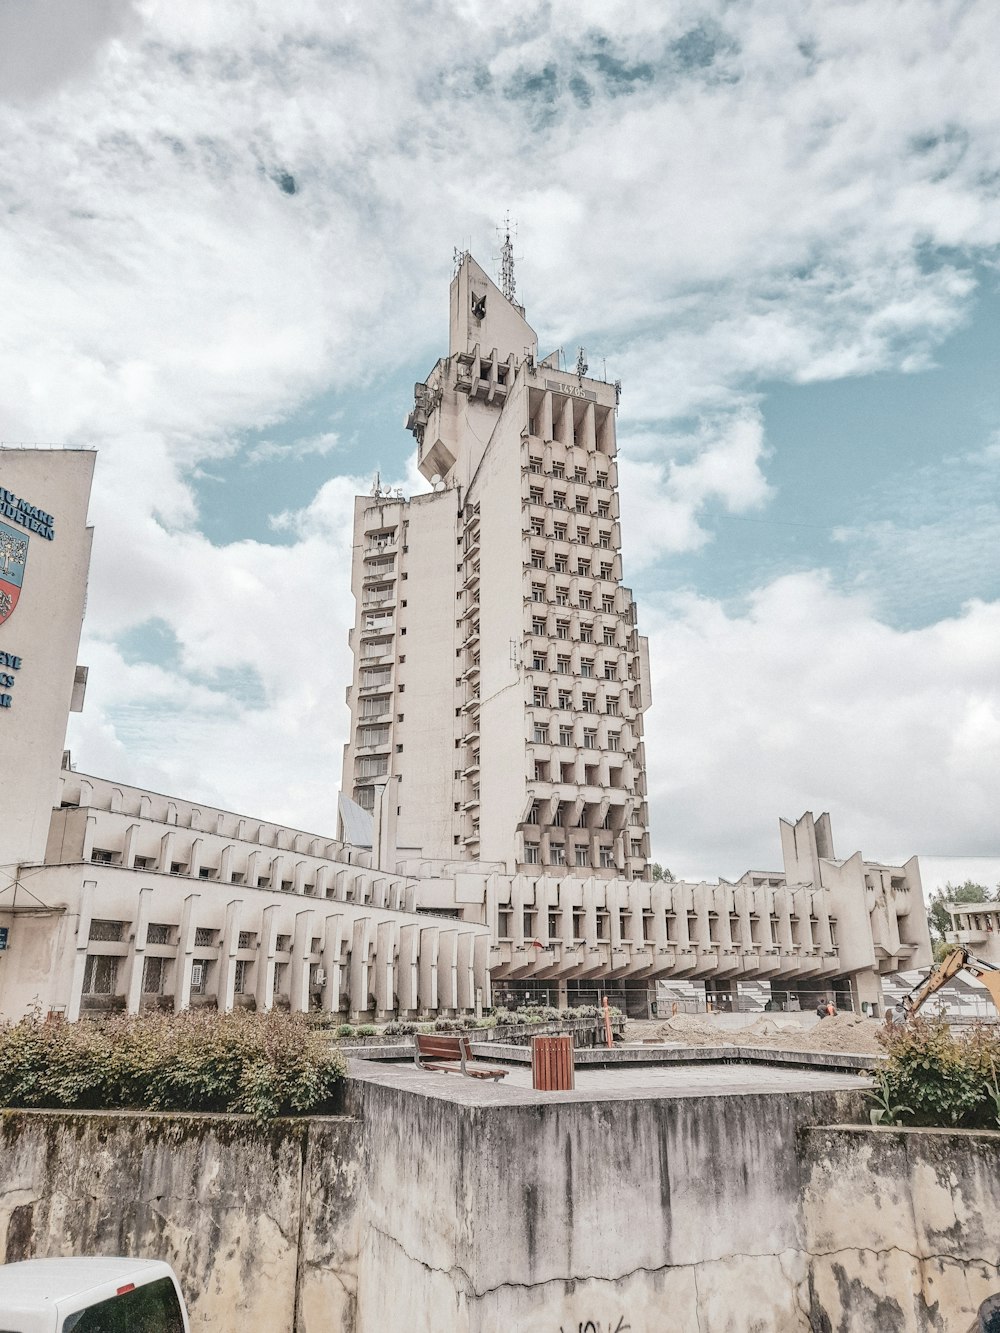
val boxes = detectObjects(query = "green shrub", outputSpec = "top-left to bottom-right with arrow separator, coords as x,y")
0,1010 -> 346,1124
354,1024 -> 377,1037
336,1023 -> 355,1038
873,1017 -> 1000,1129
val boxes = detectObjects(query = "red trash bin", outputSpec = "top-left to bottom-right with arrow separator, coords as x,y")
531,1034 -> 575,1091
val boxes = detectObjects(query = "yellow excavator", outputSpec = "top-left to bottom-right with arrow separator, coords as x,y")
898,945 -> 1000,1018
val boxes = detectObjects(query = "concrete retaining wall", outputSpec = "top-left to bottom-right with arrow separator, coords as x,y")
1,1076 -> 998,1331
0,1111 -> 362,1333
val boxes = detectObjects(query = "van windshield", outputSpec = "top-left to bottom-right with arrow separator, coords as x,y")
63,1277 -> 184,1332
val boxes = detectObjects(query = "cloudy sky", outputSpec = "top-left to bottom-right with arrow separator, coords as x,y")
2,0 -> 998,888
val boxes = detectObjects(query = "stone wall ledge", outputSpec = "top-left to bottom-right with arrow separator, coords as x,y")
344,1038 -> 882,1075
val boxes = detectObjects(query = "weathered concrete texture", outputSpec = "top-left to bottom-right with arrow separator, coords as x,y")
0,1111 -> 361,1333
345,1070 -> 869,1332
801,1125 -> 1000,1333
2,1086 -> 999,1332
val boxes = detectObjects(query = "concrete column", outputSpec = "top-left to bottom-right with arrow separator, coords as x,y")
121,823 -> 140,870
293,860 -> 308,894
139,795 -> 151,818
220,844 -> 234,883
539,389 -> 554,440
673,883 -> 692,957
124,886 -> 153,1015
851,969 -> 884,1016
398,923 -> 420,1015
109,788 -> 123,814
66,879 -> 96,1023
217,899 -> 242,1013
474,933 -> 491,1010
349,916 -> 372,1020
456,931 -> 475,1012
158,829 -> 175,873
81,815 -> 96,862
418,926 -> 439,1016
290,909 -> 315,1013
374,919 -> 396,1018
579,400 -> 597,451
321,914 -> 344,1014
372,776 -> 399,873
188,838 -> 203,881
174,893 -> 200,1012
255,905 -> 279,1012
438,930 -> 458,1013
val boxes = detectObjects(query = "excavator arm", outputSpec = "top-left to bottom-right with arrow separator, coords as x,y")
901,946 -> 1000,1017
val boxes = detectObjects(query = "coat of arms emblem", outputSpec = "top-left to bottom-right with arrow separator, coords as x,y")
0,522 -> 28,627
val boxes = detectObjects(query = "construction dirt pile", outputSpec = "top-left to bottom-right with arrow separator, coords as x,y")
626,1011 -> 885,1056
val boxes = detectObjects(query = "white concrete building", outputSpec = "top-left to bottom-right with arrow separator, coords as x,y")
401,809 -> 930,1014
340,254 -> 652,880
0,447 -> 488,1023
944,901 -> 1000,962
13,767 -> 488,1022
0,448 -> 93,869
0,324 -> 933,1024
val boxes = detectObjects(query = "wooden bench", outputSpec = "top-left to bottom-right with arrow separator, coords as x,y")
414,1033 -> 509,1082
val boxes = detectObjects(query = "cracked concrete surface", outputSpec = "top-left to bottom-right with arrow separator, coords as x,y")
1,1071 -> 998,1331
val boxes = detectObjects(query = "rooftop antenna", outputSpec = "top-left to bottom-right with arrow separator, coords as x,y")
495,213 -> 518,304
576,346 -> 588,381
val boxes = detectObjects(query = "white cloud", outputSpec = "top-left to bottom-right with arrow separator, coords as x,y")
248,431 -> 339,466
643,577 -> 1000,879
619,408 -> 771,567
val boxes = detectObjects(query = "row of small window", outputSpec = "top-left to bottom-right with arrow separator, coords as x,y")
530,759 -> 632,789
498,908 -> 634,939
532,724 -> 622,749
527,459 -> 611,487
496,911 -> 835,947
529,570 -> 618,606
519,845 -> 618,868
533,688 -> 621,716
527,804 -> 620,829
83,953 -> 262,997
530,653 -> 631,681
527,518 -> 615,550
530,616 -> 620,647
526,485 -> 613,518
90,852 -> 315,891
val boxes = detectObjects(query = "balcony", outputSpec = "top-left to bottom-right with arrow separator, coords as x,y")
946,928 -> 991,946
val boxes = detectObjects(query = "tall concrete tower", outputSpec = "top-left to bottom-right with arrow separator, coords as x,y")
340,255 -> 652,879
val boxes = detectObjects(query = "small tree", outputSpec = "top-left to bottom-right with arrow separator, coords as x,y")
651,863 -> 675,882
926,880 -> 996,952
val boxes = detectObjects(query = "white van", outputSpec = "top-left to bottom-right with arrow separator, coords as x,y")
0,1257 -> 188,1333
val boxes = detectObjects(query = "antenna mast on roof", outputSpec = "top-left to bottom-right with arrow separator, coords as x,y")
497,213 -> 517,304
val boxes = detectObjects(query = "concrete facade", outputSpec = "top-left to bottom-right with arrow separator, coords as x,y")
2,1078 -> 997,1331
945,901 -> 1000,962
0,767 -> 490,1023
341,254 -> 652,880
404,809 -> 931,1014
0,449 -> 94,869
